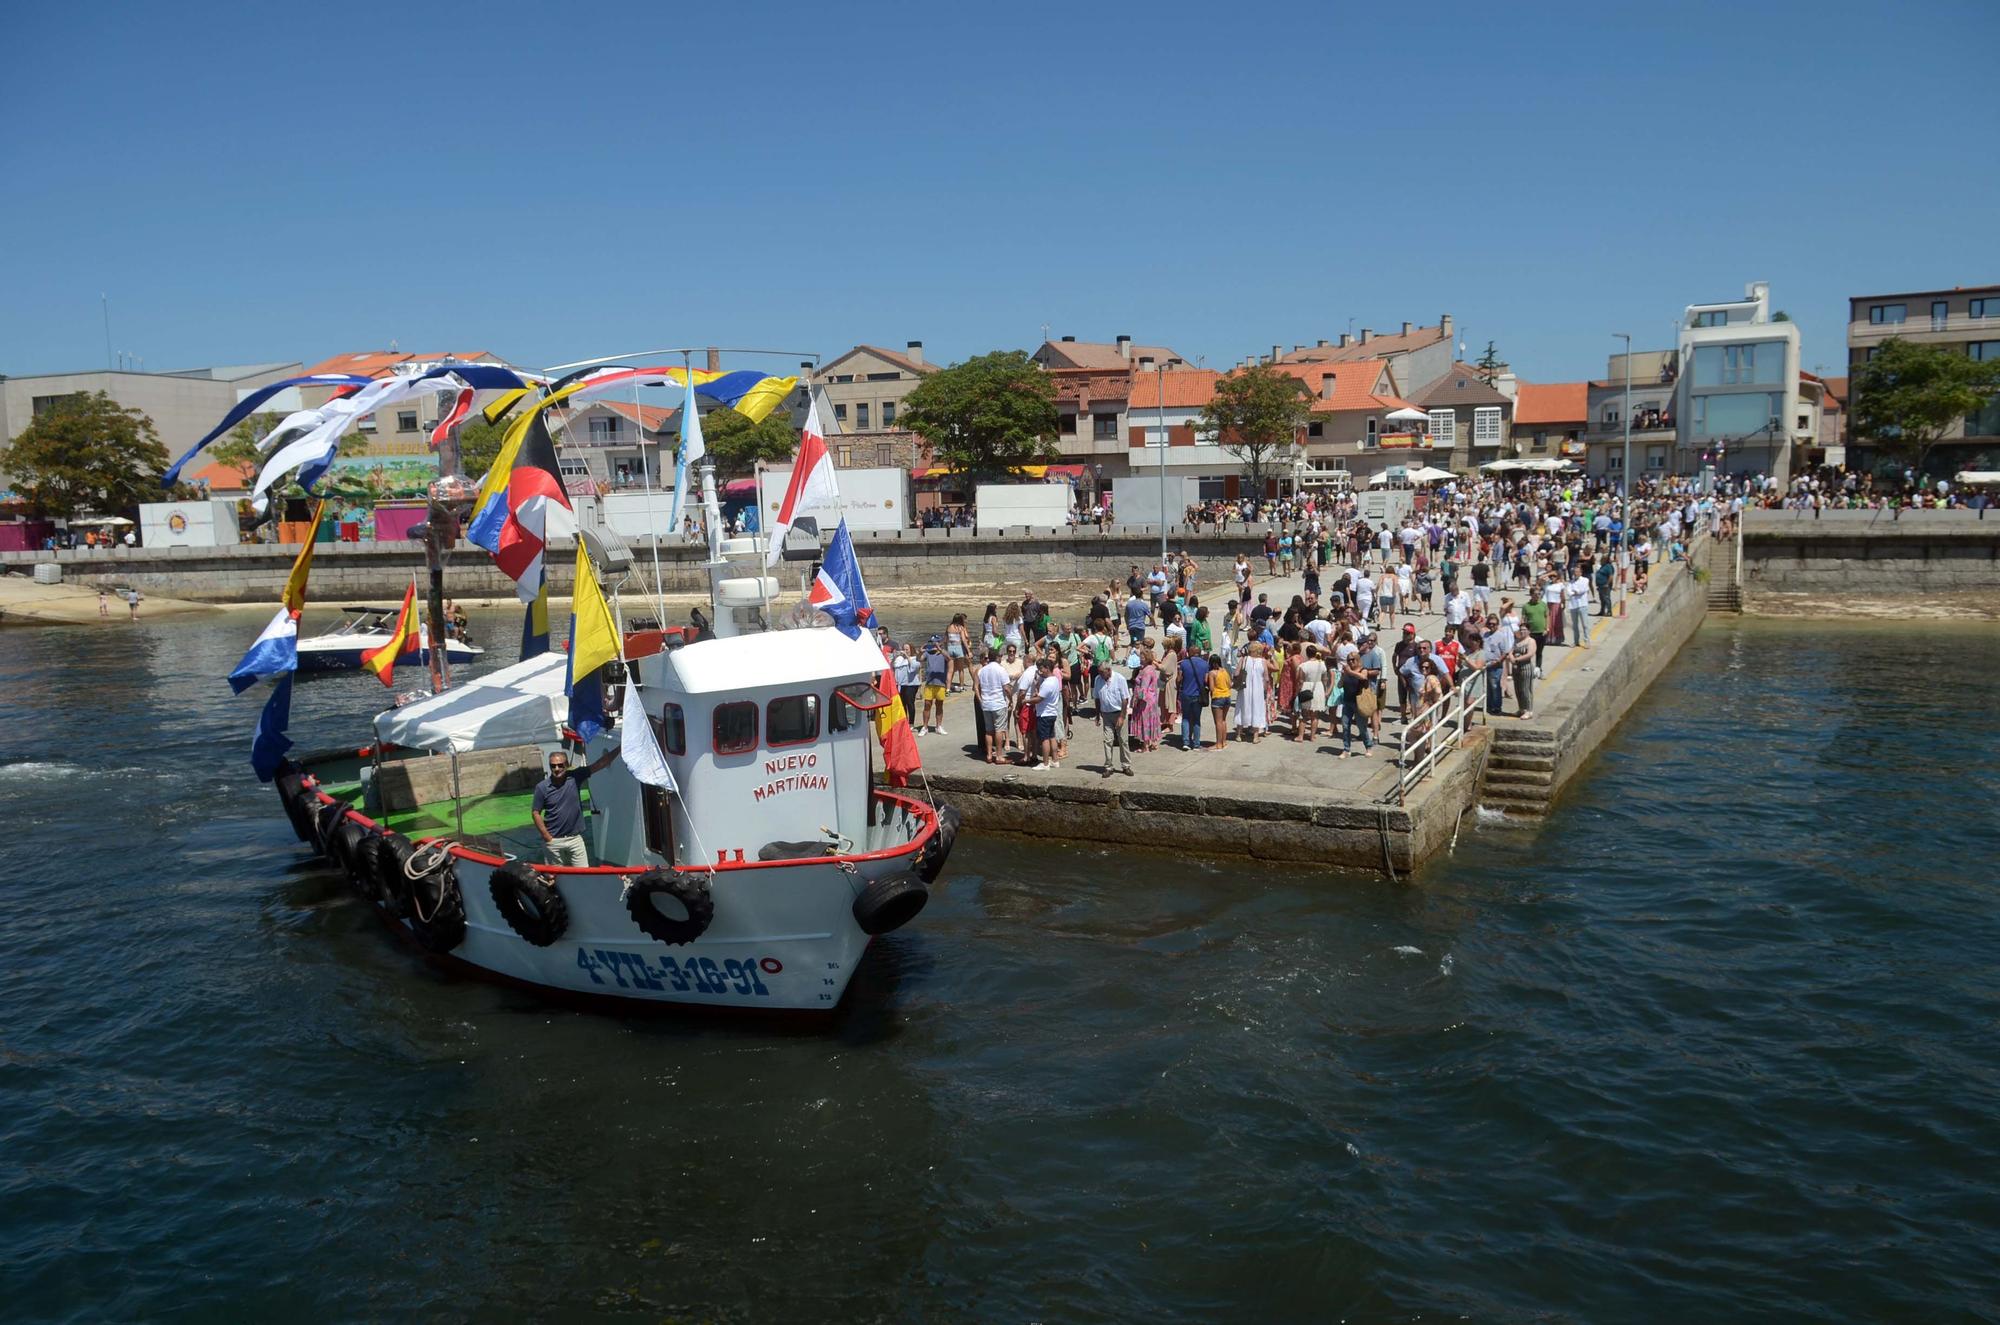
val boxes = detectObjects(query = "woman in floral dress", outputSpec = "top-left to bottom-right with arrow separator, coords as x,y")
1132,644 -> 1163,752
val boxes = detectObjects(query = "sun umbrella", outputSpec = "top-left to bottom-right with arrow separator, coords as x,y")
1385,407 -> 1429,423
70,515 -> 135,526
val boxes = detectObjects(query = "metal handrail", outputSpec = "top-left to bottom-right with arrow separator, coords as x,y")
1393,665 -> 1485,803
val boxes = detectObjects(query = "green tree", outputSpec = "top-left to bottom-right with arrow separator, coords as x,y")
704,407 -> 801,475
1198,363 -> 1312,495
457,418 -> 510,479
1474,340 -> 1504,384
1850,337 -> 2000,476
897,349 -> 1058,481
4,391 -> 170,518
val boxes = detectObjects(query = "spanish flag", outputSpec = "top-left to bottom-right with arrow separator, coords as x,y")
362,579 -> 420,688
871,667 -> 923,788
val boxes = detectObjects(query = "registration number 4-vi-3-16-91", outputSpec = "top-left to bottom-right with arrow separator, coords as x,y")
574,949 -> 807,997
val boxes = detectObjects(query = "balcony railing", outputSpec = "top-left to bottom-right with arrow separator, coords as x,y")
1851,311 -> 2000,338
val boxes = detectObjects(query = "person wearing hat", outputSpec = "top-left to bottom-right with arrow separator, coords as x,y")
920,636 -> 951,736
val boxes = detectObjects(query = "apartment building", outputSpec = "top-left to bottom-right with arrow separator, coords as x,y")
1846,283 -> 2000,472
1264,358 -> 1426,488
0,360 -> 304,493
1583,350 -> 1678,480
1675,281 -> 1805,480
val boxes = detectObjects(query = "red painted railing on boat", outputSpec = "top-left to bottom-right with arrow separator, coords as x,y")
304,778 -> 939,877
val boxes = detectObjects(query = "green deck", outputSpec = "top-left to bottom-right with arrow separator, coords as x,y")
317,778 -> 559,859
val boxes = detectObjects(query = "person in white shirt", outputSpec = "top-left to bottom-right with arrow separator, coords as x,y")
1564,571 -> 1591,647
1444,589 -> 1470,629
976,650 -> 1011,764
1033,665 -> 1065,768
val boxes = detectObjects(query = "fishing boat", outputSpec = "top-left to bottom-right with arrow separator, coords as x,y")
296,604 -> 483,672
268,458 -> 960,1013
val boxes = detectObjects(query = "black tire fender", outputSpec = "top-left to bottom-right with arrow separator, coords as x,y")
350,831 -> 384,898
313,799 -> 348,858
623,868 -> 714,946
489,861 -> 570,947
373,832 -> 414,916
274,768 -> 315,844
330,820 -> 370,885
406,859 -> 467,953
916,803 -> 962,885
853,871 -> 929,936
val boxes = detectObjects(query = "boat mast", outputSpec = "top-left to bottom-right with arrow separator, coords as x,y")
423,401 -> 464,692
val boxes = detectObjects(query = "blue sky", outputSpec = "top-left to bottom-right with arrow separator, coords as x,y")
2,0 -> 1994,386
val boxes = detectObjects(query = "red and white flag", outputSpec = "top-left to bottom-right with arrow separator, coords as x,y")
765,396 -> 840,566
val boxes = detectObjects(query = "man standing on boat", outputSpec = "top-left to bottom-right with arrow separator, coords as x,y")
533,747 -> 620,866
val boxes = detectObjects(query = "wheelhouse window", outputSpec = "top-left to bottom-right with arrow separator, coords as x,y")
766,694 -> 820,747
830,680 -> 888,732
659,702 -> 685,755
713,702 -> 757,755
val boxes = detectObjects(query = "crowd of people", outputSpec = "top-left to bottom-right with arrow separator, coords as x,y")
885,473 -> 1749,777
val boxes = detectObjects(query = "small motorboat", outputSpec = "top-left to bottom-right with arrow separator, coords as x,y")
296,605 -> 483,672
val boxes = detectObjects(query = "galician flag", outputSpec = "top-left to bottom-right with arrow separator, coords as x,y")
669,371 -> 705,533
765,395 -> 839,566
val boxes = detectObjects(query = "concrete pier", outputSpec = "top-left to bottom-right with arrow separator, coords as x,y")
895,541 -> 1715,874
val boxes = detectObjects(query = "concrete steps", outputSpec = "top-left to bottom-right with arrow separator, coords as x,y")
1480,729 -> 1559,818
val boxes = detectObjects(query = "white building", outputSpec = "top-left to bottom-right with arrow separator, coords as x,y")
1675,281 -> 1806,481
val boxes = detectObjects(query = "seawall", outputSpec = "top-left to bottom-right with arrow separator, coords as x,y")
1,529 -> 1267,604
1740,509 -> 2000,615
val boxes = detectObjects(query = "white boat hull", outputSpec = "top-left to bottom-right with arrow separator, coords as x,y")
298,637 -> 483,672
412,854 -> 882,1011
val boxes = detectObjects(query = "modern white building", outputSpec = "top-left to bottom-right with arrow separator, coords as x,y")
1675,281 -> 1805,481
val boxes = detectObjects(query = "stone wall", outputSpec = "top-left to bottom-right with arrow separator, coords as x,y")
1740,509 -> 2000,600
0,528 -> 1270,603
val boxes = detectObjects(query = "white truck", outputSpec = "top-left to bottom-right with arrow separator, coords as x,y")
757,464 -> 909,534
975,482 -> 1073,529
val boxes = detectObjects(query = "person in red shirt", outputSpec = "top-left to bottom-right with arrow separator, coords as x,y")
1435,634 -> 1463,681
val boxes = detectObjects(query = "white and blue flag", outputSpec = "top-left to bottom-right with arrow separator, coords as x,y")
669,372 -> 705,532
228,607 -> 299,694
807,519 -> 874,639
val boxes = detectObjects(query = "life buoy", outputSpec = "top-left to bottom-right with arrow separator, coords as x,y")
852,871 -> 929,935
373,832 -> 415,915
489,861 -> 569,946
916,803 -> 962,885
404,842 -> 466,952
623,868 -> 713,946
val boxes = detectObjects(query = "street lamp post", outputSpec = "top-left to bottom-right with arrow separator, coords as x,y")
1615,332 -> 1633,614
1152,357 -> 1169,565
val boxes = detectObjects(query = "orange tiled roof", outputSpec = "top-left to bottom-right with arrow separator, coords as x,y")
1129,369 -> 1221,409
1259,358 -> 1413,413
1512,381 -> 1590,425
185,459 -> 254,491
595,400 -> 677,432
301,350 -> 499,378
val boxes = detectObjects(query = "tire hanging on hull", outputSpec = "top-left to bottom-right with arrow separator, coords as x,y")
404,843 -> 467,953
853,872 -> 929,935
489,861 -> 569,947
623,869 -> 714,946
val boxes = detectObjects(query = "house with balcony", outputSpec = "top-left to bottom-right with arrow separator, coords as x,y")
1511,381 -> 1590,465
1260,358 -> 1427,488
1032,335 -> 1195,478
1846,283 -> 2000,475
1583,350 -> 1678,480
810,342 -> 936,439
1411,363 -> 1512,473
556,400 -> 676,493
1676,281 -> 1806,480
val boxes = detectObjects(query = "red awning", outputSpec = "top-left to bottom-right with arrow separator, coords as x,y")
723,478 -> 758,497
1043,464 -> 1086,478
